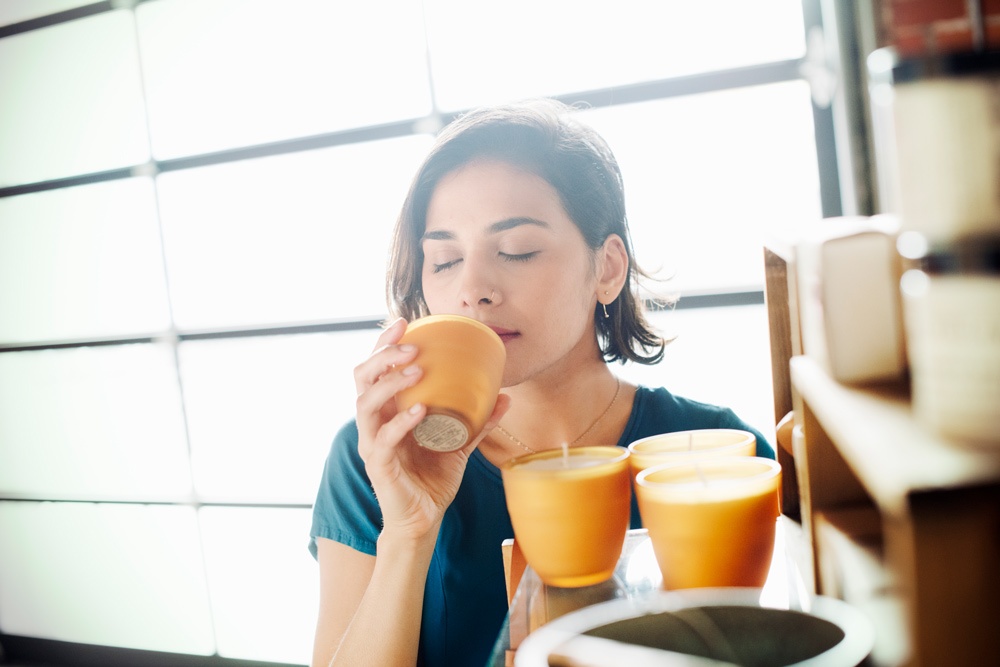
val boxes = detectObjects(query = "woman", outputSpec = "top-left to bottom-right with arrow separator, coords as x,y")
309,99 -> 772,667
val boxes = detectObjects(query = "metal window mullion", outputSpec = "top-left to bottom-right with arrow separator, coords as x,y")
0,494 -> 312,510
0,1 -> 113,39
0,59 -> 806,201
0,318 -> 389,353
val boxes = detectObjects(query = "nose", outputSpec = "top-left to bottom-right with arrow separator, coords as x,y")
461,283 -> 500,308
457,258 -> 500,309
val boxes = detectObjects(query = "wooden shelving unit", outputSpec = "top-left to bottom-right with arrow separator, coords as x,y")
765,241 -> 1000,666
791,356 -> 1000,665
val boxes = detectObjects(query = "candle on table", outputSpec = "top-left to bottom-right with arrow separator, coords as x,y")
635,456 -> 781,590
502,446 -> 631,588
627,429 -> 756,477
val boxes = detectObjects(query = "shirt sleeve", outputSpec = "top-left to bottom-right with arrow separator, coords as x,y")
712,406 -> 776,460
308,420 -> 382,559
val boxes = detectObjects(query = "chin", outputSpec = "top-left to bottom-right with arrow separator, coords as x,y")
500,365 -> 529,389
500,373 -> 519,389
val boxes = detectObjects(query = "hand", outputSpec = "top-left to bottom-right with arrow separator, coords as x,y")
353,318 -> 510,540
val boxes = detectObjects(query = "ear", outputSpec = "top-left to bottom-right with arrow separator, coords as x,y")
596,234 -> 629,304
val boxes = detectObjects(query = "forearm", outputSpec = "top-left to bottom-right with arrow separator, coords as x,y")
329,527 -> 439,667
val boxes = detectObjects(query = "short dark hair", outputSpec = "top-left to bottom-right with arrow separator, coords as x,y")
386,99 -> 665,365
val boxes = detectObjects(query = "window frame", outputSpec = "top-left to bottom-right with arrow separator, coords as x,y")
0,1 -> 852,664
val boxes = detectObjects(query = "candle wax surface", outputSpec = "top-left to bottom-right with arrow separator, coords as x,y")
510,455 -> 613,471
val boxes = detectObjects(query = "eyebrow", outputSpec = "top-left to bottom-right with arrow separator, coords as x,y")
421,217 -> 550,242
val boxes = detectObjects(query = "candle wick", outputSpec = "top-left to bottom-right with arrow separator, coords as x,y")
561,442 -> 569,468
695,462 -> 708,486
687,432 -> 694,452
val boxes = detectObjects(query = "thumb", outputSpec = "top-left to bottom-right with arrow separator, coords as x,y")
465,393 -> 512,453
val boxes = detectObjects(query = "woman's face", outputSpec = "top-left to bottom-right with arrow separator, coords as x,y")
421,159 -> 601,387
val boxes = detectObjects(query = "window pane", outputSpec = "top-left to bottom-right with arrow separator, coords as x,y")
0,502 -> 214,654
0,0 -> 96,26
157,136 -> 431,330
136,0 -> 432,159
578,81 -> 821,294
179,331 -> 373,503
0,178 -> 171,344
199,507 -> 317,664
0,344 -> 191,499
0,10 -> 149,186
425,0 -> 805,111
620,305 -> 775,442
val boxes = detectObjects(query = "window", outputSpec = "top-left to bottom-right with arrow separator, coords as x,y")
0,1 -> 821,664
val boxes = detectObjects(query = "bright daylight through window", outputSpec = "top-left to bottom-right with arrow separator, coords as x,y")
0,1 -> 817,664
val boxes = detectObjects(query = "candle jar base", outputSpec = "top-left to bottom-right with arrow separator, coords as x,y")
412,410 -> 472,452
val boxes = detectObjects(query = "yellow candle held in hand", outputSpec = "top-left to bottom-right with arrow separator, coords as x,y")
627,429 -> 756,477
635,456 -> 781,590
394,315 -> 506,452
502,447 -> 631,588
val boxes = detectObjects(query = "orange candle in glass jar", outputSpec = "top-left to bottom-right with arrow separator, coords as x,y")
501,447 -> 631,588
635,456 -> 781,590
395,315 -> 506,452
627,429 -> 756,477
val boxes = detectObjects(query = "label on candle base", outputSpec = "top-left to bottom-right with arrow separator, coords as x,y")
414,413 -> 469,452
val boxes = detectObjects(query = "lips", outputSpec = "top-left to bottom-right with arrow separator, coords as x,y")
487,325 -> 520,344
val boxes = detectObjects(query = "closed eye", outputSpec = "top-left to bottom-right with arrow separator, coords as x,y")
432,258 -> 462,273
500,251 -> 539,263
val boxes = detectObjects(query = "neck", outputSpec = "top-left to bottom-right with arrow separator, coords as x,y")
497,363 -> 625,453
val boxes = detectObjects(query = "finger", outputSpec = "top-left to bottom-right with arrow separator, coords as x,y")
354,341 -> 419,394
362,401 -> 426,465
465,393 -> 512,453
374,317 -> 407,350
354,318 -> 418,394
355,364 -> 423,435
488,392 -> 512,424
359,317 -> 409,385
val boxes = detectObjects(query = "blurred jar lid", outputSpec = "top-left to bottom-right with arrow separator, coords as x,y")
898,231 -> 1000,275
868,47 -> 1000,84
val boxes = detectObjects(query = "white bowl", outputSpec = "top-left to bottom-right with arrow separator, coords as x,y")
515,588 -> 874,667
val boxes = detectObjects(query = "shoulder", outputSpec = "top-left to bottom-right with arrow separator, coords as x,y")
633,385 -> 738,424
629,386 -> 774,459
309,419 -> 381,557
330,419 -> 361,458
323,419 -> 369,486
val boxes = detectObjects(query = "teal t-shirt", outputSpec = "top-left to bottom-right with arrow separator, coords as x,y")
309,385 -> 773,667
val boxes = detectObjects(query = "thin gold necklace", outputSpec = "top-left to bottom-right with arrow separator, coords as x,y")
496,377 -> 622,454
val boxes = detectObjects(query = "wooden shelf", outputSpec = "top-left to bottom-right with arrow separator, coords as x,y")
813,506 -> 910,667
790,355 -> 1000,516
789,355 -> 1000,666
765,237 -> 1000,665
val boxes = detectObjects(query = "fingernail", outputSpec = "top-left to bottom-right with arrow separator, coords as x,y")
402,364 -> 420,376
409,402 -> 424,414
399,344 -> 417,353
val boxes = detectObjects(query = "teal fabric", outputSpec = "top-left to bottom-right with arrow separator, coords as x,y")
309,385 -> 773,667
